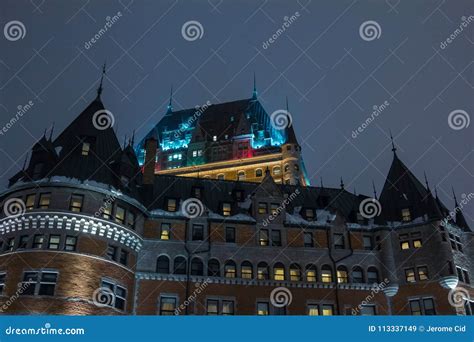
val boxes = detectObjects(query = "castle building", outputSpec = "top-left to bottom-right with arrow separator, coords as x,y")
0,80 -> 472,316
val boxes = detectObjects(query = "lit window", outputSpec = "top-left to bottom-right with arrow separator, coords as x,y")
64,236 -> 77,251
400,241 -> 410,250
322,304 -> 334,316
222,202 -> 231,216
257,263 -> 269,280
166,198 -> 177,212
207,299 -> 219,315
160,223 -> 170,240
273,166 -> 281,175
39,193 -> 51,209
6,238 -> 14,252
401,208 -> 411,222
160,296 -> 177,315
81,142 -> 90,156
103,206 -> 112,219
48,235 -> 60,250
115,206 -> 126,224
337,267 -> 348,283
25,194 -> 35,210
32,235 -> 44,249
192,150 -> 197,157
304,232 -> 313,247
225,227 -> 235,243
224,261 -> 236,278
237,171 -> 245,181
270,203 -> 279,215
417,266 -> 429,281
222,300 -> 234,315
273,263 -> 285,281
213,135 -> 217,141
258,202 -> 268,214
413,239 -> 422,248
69,194 -> 83,212
290,264 -> 301,281
308,304 -> 319,316
257,302 -> 269,315
206,299 -> 235,315
305,265 -> 317,282
405,268 -> 416,283
259,229 -> 269,246
321,266 -> 332,283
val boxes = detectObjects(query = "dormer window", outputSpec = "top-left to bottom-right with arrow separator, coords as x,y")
255,169 -> 263,178
401,208 -> 412,222
305,208 -> 315,221
222,202 -> 231,216
273,166 -> 281,176
237,171 -> 245,181
81,142 -> 90,156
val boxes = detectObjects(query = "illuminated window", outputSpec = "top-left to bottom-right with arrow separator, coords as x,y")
258,202 -> 268,214
222,300 -> 234,315
271,230 -> 282,247
259,229 -> 269,246
166,198 -> 177,212
337,266 -> 348,283
115,205 -> 126,224
160,223 -> 170,240
192,150 -> 197,157
413,239 -> 422,248
208,259 -> 220,277
32,235 -> 44,249
102,206 -> 112,219
173,257 -> 186,275
322,304 -> 334,316
417,266 -> 429,281
401,208 -> 412,222
367,267 -> 379,283
321,265 -> 333,283
405,268 -> 416,283
225,227 -> 235,243
156,256 -> 170,274
352,267 -> 364,283
308,304 -> 319,316
224,261 -> 236,278
255,169 -> 263,177
305,265 -> 317,282
400,241 -> 409,250
304,232 -> 313,247
38,193 -> 51,209
64,236 -> 77,251
191,258 -> 204,276
69,194 -> 83,212
25,194 -> 35,210
290,264 -> 302,281
257,302 -> 269,315
207,299 -> 218,315
81,142 -> 90,156
270,203 -> 279,215
237,171 -> 245,180
273,263 -> 285,281
241,261 -> 253,279
213,135 -> 217,141
257,262 -> 269,280
48,235 -> 60,250
222,202 -> 231,216
160,296 -> 176,315
273,166 -> 281,175
192,224 -> 204,241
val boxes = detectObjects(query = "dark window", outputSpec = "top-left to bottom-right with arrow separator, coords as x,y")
6,238 -> 15,252
259,229 -> 269,246
304,232 -> 313,247
207,299 -> 219,315
160,296 -> 177,315
225,227 -> 235,243
18,235 -> 29,249
367,267 -> 379,283
360,305 -> 376,315
257,262 -> 269,280
21,271 -> 57,296
191,258 -> 203,276
271,230 -> 282,246
48,235 -> 60,250
334,233 -> 345,249
101,280 -> 126,310
0,273 -> 5,295
192,224 -> 204,241
409,299 -> 421,315
25,194 -> 35,210
38,193 -> 51,209
64,236 -> 77,251
192,187 -> 202,199
69,194 -> 83,212
305,208 -> 315,221
257,302 -> 269,315
233,190 -> 243,201
126,212 -> 135,229
173,257 -> 187,275
32,235 -> 44,249
462,270 -> 470,284
352,267 -> 364,283
166,198 -> 177,212
119,250 -> 128,266
208,259 -> 220,277
255,169 -> 263,177
363,236 -> 373,250
409,298 -> 436,315
156,256 -> 170,274
106,245 -> 117,261
115,206 -> 126,224
38,272 -> 58,296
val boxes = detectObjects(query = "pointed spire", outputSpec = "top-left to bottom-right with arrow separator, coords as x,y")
49,122 -> 55,141
252,72 -> 257,100
43,128 -> 47,138
372,180 -> 378,199
390,130 -> 397,154
166,85 -> 173,114
123,135 -> 127,149
285,96 -> 289,112
434,186 -> 439,200
423,171 -> 431,192
22,152 -> 28,171
131,130 -> 135,146
340,177 -> 345,190
97,61 -> 106,98
452,186 -> 459,206
451,187 -> 470,231
320,177 -> 324,188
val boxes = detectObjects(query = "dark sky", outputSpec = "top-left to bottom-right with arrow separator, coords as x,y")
1,0 -> 473,223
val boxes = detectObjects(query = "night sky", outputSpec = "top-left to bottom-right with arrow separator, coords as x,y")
0,0 -> 473,223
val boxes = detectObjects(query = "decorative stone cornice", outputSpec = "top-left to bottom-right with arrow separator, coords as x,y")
0,211 -> 142,252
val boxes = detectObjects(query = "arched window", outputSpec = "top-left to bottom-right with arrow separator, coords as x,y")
290,264 -> 302,281
284,164 -> 290,172
257,262 -> 269,280
337,266 -> 348,283
237,171 -> 246,181
273,262 -> 285,281
305,264 -> 317,282
255,169 -> 263,178
156,256 -> 170,274
208,259 -> 220,277
173,256 -> 187,275
224,260 -> 236,278
241,261 -> 253,279
273,166 -> 281,176
321,265 -> 333,283
217,174 -> 225,180
352,266 -> 364,283
190,258 -> 203,276
367,267 -> 379,283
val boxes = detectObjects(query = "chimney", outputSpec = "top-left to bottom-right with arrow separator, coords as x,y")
143,138 -> 157,185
